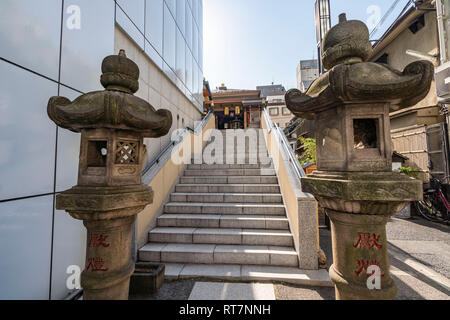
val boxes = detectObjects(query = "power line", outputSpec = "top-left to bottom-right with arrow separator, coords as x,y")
370,0 -> 410,38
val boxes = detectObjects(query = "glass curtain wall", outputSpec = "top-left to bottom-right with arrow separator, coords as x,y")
0,0 -> 115,299
0,0 -> 204,300
115,0 -> 204,111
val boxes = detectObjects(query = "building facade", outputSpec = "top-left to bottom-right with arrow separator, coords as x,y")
369,0 -> 447,182
0,0 -> 203,300
296,59 -> 319,92
267,95 -> 292,129
205,85 -> 264,130
257,84 -> 286,98
257,84 -> 292,129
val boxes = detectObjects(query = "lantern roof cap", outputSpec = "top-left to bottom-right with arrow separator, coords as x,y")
322,12 -> 373,70
101,50 -> 140,94
47,51 -> 172,137
285,15 -> 434,120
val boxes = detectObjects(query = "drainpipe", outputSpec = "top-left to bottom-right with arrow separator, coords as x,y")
435,0 -> 450,179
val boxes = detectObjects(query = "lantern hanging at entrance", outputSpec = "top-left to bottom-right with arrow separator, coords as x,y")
235,106 -> 241,115
224,106 -> 229,116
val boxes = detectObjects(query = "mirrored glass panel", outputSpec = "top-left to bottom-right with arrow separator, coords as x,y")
0,60 -> 57,201
175,27 -> 186,83
198,0 -> 203,33
165,0 -> 176,17
163,3 -> 176,70
116,2 -> 145,49
50,208 -> 86,300
145,40 -> 163,71
198,65 -> 204,103
0,0 -> 62,81
55,87 -> 82,192
163,61 -> 177,84
185,48 -> 193,93
61,0 -> 115,93
0,195 -> 53,299
116,0 -> 145,33
192,0 -> 199,26
199,37 -> 203,71
145,0 -> 164,55
185,5 -> 193,51
176,0 -> 186,36
193,24 -> 199,63
193,62 -> 198,97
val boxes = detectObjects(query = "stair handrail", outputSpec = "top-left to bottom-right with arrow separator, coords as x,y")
142,109 -> 214,178
263,107 -> 306,181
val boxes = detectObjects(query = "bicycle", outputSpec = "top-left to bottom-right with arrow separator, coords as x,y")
414,175 -> 450,225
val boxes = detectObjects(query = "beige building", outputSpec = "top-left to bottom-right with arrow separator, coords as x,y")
267,95 -> 293,129
369,0 -> 448,181
370,4 -> 442,131
256,84 -> 292,129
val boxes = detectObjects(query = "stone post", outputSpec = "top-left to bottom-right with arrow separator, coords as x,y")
285,14 -> 433,300
47,50 -> 172,300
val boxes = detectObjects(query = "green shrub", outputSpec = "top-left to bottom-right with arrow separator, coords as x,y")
298,137 -> 316,165
399,166 -> 420,179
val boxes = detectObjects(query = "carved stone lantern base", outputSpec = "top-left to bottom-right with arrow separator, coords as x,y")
56,185 -> 153,300
328,212 -> 396,300
302,171 -> 421,300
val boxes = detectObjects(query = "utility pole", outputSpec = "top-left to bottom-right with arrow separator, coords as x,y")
315,0 -> 331,75
314,0 -> 332,229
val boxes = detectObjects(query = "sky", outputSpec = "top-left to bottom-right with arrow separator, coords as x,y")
203,0 -> 413,91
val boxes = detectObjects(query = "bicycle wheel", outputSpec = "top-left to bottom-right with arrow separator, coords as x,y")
415,194 -> 442,223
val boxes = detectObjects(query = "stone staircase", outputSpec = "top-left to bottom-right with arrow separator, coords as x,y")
138,130 -> 332,286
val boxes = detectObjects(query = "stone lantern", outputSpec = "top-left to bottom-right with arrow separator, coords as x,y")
47,50 -> 172,300
285,14 -> 433,300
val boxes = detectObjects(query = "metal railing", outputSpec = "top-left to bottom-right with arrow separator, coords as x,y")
142,109 -> 214,177
263,108 -> 306,181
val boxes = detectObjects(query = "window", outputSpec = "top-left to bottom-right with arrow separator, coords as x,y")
282,107 -> 291,115
269,108 -> 279,116
375,53 -> 388,64
409,14 -> 425,34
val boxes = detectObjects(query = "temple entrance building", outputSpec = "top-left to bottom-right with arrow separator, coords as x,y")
204,84 -> 266,130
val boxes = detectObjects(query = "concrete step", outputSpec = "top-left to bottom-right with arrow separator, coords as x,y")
164,202 -> 286,215
139,243 -> 298,267
187,163 -> 273,170
175,184 -> 281,194
157,214 -> 289,230
180,176 -> 278,184
148,227 -> 294,246
150,263 -> 333,287
184,169 -> 276,177
192,155 -> 272,164
170,193 -> 283,204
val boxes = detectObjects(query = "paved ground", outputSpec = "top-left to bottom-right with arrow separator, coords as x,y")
188,282 -> 275,300
387,216 -> 450,278
274,215 -> 450,300
130,215 -> 450,300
